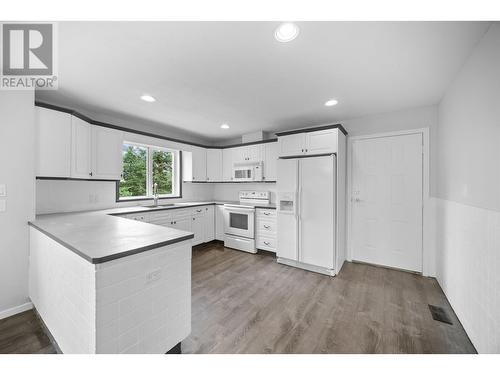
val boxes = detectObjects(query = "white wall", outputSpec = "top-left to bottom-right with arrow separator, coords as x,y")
343,104 -> 438,195
36,180 -> 214,215
435,23 -> 500,353
213,183 -> 276,203
0,91 -> 35,318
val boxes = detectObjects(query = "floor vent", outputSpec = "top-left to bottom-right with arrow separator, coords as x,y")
428,304 -> 453,325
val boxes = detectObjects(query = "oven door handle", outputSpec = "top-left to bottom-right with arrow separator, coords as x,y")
224,206 -> 255,213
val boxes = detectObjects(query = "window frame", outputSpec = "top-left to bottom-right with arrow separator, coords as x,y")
116,141 -> 182,202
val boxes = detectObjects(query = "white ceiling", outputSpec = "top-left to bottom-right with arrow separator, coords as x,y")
36,21 -> 489,142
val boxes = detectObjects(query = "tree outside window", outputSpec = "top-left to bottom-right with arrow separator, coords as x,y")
118,143 -> 179,200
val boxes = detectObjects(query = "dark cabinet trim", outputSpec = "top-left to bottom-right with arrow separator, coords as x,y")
275,123 -> 348,136
35,101 -> 278,149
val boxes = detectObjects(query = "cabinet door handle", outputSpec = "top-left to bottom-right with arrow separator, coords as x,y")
263,212 -> 270,216
305,149 -> 308,152
89,172 -> 93,177
263,224 -> 270,229
193,217 -> 195,221
264,241 -> 271,246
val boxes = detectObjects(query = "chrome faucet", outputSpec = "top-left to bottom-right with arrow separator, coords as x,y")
153,182 -> 159,207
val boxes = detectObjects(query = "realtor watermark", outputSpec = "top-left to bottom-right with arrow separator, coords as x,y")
0,22 -> 58,90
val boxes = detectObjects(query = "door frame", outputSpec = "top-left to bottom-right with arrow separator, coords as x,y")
346,128 -> 432,276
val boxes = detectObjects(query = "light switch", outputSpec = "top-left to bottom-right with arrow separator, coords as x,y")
0,184 -> 6,197
0,199 -> 5,212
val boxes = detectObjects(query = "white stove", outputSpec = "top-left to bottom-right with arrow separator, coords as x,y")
223,191 -> 270,253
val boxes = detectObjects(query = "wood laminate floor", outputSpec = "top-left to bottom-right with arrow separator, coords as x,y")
0,242 -> 475,354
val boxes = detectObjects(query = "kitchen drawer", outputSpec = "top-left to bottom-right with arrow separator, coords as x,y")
256,235 -> 276,252
256,208 -> 276,218
148,210 -> 172,220
120,213 -> 149,222
171,208 -> 191,219
191,206 -> 208,216
256,219 -> 277,234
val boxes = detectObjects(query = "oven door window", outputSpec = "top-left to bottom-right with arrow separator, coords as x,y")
234,169 -> 251,179
229,212 -> 248,230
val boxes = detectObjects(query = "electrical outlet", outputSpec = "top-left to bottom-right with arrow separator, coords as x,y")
145,269 -> 161,284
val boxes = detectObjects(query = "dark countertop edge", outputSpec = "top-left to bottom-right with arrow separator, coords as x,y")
109,202 -> 276,215
28,221 -> 194,265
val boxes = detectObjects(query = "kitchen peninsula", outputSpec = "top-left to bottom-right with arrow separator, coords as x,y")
28,206 -> 196,354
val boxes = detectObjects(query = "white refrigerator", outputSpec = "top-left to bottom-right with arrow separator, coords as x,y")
276,154 -> 338,275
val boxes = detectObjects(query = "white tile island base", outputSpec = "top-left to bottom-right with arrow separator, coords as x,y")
29,227 -> 192,354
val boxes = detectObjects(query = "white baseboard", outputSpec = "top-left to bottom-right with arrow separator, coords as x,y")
0,302 -> 33,320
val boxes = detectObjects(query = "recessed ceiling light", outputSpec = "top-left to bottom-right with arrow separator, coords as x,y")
325,99 -> 339,107
220,123 -> 230,129
140,94 -> 156,102
274,23 -> 299,43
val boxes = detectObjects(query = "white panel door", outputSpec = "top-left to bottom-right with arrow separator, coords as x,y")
71,116 -> 92,179
299,156 -> 335,269
91,126 -> 123,180
351,133 -> 423,272
206,149 -> 222,181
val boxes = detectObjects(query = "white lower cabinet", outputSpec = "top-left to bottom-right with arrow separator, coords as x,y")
204,205 -> 215,242
143,205 -> 216,246
191,214 -> 204,246
255,208 -> 277,252
215,204 -> 225,241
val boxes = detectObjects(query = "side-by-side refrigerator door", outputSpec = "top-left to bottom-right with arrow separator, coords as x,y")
299,155 -> 336,270
276,158 -> 299,261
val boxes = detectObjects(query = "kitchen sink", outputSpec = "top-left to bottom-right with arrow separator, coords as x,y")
142,204 -> 176,208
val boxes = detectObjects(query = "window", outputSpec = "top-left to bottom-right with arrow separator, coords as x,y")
118,142 -> 181,200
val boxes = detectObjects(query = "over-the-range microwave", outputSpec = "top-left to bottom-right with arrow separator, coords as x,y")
232,161 -> 263,181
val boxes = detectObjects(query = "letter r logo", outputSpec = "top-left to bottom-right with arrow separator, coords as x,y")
2,23 -> 53,76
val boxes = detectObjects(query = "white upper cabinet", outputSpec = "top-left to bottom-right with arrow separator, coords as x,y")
192,146 -> 207,182
206,149 -> 222,182
91,126 -> 123,180
182,146 -> 207,182
263,142 -> 278,181
222,148 -> 233,181
232,144 -> 262,163
278,133 -> 305,157
244,144 -> 262,162
278,128 -> 339,157
70,116 -> 92,179
36,107 -> 72,177
305,129 -> 338,155
37,107 -> 123,180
